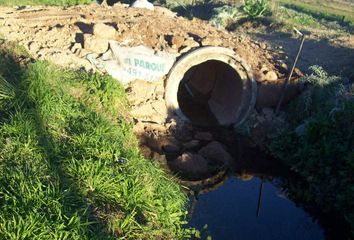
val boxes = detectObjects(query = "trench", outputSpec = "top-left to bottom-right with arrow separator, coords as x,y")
135,47 -> 332,239
183,145 -> 326,240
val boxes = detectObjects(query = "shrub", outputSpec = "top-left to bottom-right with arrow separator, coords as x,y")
268,67 -> 354,237
243,0 -> 269,19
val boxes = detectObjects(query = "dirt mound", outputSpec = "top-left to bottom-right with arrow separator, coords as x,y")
0,3 -> 287,80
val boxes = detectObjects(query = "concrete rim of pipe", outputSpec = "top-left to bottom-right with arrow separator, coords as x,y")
165,46 -> 257,127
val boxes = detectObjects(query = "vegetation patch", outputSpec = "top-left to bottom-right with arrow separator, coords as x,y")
268,66 -> 354,238
0,42 -> 190,239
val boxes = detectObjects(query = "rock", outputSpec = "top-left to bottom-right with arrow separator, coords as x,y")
171,35 -> 185,49
174,124 -> 194,141
183,140 -> 200,150
183,37 -> 199,48
83,34 -> 109,54
130,0 -> 154,10
152,152 -> 166,162
126,80 -> 157,105
194,131 -> 213,141
202,37 -> 222,46
133,121 -> 146,134
260,65 -> 269,73
198,141 -> 233,166
151,100 -> 168,116
260,42 -> 267,50
169,153 -> 209,176
93,23 -> 117,39
149,114 -> 166,124
70,42 -> 82,54
264,70 -> 278,81
144,123 -> 166,133
161,137 -> 181,154
130,103 -> 156,117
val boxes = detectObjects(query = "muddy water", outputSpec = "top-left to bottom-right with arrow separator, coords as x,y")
188,176 -> 324,240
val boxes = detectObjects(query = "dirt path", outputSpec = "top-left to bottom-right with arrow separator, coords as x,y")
252,32 -> 354,78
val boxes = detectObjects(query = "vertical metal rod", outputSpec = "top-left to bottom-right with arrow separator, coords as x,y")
275,30 -> 306,115
256,177 -> 264,217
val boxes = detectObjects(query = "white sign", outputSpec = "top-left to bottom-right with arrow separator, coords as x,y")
93,41 -> 176,85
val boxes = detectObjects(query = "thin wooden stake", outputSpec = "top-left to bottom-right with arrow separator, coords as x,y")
275,28 -> 306,115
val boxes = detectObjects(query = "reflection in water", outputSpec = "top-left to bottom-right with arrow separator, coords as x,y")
188,177 -> 324,240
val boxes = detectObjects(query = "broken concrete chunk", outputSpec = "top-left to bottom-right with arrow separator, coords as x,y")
83,34 -> 109,54
170,153 -> 208,176
93,23 -> 117,39
130,104 -> 156,117
198,141 -> 233,165
171,35 -> 185,49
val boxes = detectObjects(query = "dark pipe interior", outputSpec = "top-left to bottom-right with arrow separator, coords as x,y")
177,60 -> 243,126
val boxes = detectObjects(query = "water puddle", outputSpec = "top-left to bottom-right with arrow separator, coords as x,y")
188,177 -> 324,240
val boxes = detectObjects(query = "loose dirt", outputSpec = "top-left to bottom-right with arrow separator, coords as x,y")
0,3 -> 287,79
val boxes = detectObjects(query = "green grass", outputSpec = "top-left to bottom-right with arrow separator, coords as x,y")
0,43 -> 190,239
0,0 -> 93,6
277,0 -> 354,26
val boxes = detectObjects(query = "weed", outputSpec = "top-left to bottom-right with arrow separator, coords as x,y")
268,67 -> 354,238
0,75 -> 15,110
210,5 -> 246,28
243,0 -> 269,19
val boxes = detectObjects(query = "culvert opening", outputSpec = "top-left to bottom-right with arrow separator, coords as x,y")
177,60 -> 243,126
165,46 -> 257,127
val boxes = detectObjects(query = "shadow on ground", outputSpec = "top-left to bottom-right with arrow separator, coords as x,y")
252,31 -> 354,78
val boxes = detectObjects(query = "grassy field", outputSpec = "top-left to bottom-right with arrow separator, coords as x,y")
277,0 -> 354,25
0,42 -> 190,239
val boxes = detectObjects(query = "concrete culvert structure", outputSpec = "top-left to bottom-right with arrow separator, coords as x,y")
165,46 -> 257,127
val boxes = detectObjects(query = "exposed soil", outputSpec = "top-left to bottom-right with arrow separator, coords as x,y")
0,3 -> 287,79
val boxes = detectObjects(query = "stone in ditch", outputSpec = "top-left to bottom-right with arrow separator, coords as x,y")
162,137 -> 181,154
170,153 -> 208,175
194,131 -> 213,141
198,141 -> 233,165
93,23 -> 117,39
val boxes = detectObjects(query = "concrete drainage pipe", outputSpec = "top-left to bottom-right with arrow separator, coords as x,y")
165,46 -> 257,127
